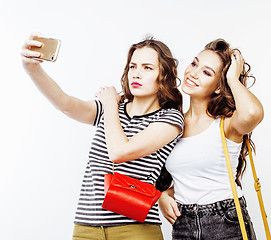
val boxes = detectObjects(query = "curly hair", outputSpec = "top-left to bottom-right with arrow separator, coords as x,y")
156,39 -> 256,191
205,39 -> 255,187
120,37 -> 183,111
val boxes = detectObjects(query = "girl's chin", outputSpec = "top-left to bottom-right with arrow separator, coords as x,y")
181,85 -> 192,94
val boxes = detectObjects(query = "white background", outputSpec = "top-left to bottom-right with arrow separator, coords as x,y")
0,1 -> 270,239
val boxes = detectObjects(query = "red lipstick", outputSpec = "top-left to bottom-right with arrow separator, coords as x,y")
131,82 -> 142,88
185,78 -> 199,87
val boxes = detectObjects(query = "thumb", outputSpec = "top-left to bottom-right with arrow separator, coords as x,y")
171,201 -> 181,217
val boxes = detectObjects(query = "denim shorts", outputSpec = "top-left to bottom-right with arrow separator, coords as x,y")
172,197 -> 256,240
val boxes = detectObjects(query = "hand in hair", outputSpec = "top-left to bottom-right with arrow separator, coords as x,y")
226,51 -> 245,83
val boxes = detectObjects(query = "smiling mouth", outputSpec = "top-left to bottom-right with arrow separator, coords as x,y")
185,78 -> 199,87
131,82 -> 142,87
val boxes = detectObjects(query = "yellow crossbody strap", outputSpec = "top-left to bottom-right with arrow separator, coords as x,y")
220,118 -> 248,240
220,118 -> 271,240
246,138 -> 271,239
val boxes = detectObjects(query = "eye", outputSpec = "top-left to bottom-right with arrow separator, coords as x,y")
191,61 -> 196,67
129,65 -> 135,69
144,66 -> 152,70
203,70 -> 211,76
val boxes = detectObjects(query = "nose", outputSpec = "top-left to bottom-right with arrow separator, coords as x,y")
133,70 -> 141,79
190,68 -> 199,79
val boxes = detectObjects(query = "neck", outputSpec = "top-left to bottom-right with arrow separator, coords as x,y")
185,97 -> 211,121
182,96 -> 216,138
127,96 -> 160,117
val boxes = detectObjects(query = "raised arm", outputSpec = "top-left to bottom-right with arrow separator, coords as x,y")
225,51 -> 264,141
21,33 -> 97,125
96,86 -> 182,163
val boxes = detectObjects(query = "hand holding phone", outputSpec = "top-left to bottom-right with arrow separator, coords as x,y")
31,36 -> 61,62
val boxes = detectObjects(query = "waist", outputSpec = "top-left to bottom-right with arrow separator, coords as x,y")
173,176 -> 243,205
176,197 -> 246,216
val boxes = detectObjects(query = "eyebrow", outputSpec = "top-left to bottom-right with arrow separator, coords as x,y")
194,57 -> 216,74
130,62 -> 155,66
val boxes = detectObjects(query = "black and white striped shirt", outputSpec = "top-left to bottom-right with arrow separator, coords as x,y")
74,100 -> 184,226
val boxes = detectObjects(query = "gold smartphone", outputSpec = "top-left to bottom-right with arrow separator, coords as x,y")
31,36 -> 61,62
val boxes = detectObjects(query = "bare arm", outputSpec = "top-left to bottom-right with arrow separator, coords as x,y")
158,186 -> 180,224
21,33 -> 97,125
96,87 -> 182,163
225,52 -> 264,141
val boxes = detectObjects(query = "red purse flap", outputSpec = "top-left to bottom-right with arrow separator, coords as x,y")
111,172 -> 156,197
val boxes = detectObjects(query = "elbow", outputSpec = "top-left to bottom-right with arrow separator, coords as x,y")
246,104 -> 264,124
110,157 -> 127,164
58,99 -> 71,113
53,93 -> 72,113
107,140 -> 135,163
240,105 -> 264,130
111,158 -> 123,164
258,104 -> 264,123
109,149 -> 132,164
109,152 -> 126,164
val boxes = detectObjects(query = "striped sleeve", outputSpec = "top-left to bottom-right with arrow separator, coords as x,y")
155,108 -> 184,131
93,100 -> 103,127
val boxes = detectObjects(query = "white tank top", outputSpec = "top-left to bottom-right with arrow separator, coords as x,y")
166,118 -> 243,204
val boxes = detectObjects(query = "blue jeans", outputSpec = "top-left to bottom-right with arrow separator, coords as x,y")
172,197 -> 256,240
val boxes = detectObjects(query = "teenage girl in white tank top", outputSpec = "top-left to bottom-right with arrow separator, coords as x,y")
158,39 -> 264,240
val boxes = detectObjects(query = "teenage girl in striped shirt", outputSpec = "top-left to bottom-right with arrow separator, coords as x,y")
22,33 -> 184,240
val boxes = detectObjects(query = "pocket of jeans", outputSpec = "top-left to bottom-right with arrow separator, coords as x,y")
172,205 -> 183,228
223,206 -> 248,224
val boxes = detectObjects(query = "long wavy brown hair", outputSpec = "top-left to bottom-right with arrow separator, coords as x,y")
205,39 -> 255,187
156,39 -> 255,191
120,37 -> 183,111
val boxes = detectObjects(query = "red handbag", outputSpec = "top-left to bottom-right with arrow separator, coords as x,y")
102,172 -> 161,222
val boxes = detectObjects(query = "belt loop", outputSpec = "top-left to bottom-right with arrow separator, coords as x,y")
100,226 -> 106,240
215,199 -> 223,215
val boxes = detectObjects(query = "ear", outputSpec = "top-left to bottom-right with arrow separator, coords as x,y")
215,87 -> 220,94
